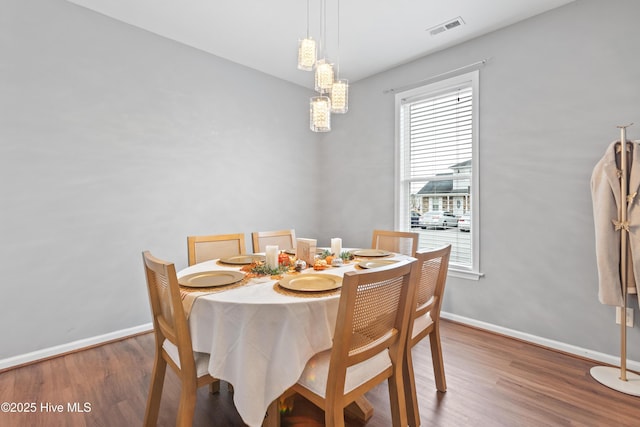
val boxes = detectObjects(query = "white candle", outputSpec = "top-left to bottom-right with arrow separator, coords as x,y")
265,245 -> 279,269
331,238 -> 342,256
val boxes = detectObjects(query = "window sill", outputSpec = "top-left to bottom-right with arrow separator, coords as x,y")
448,267 -> 484,281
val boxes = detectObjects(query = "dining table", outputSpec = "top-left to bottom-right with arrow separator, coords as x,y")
178,248 -> 411,427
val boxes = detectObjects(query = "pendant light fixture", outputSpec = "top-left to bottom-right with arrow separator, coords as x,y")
297,0 -> 348,132
310,96 -> 331,132
297,0 -> 316,71
330,79 -> 348,113
315,59 -> 334,93
330,0 -> 348,113
314,0 -> 334,94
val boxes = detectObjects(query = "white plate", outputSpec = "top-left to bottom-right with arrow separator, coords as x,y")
219,254 -> 265,265
278,274 -> 343,292
351,249 -> 393,257
178,270 -> 245,288
358,259 -> 399,269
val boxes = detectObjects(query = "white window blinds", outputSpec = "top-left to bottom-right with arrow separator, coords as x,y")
396,71 -> 479,276
406,86 -> 472,180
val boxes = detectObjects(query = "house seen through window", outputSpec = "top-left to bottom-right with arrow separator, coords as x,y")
395,70 -> 480,279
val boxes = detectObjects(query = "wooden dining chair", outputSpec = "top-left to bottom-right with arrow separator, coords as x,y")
142,251 -> 220,427
251,229 -> 296,253
371,229 -> 419,257
403,245 -> 451,427
285,258 -> 418,427
186,233 -> 246,266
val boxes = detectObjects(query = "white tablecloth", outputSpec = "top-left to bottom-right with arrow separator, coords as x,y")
179,253 -> 408,426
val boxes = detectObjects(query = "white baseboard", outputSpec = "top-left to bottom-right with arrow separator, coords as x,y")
0,323 -> 153,371
442,312 -> 640,372
3,315 -> 640,374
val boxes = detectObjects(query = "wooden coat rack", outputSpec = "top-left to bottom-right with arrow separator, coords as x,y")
591,124 -> 640,396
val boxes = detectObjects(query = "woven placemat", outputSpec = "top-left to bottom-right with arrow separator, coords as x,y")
180,277 -> 250,316
272,283 -> 341,298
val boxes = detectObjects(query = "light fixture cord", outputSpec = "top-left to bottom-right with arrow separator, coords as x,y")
336,0 -> 340,77
306,0 -> 310,38
320,0 -> 326,57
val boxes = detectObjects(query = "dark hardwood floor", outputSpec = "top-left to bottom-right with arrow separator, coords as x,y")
1,320 -> 639,426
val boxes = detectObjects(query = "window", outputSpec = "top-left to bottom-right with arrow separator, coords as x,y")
395,71 -> 480,279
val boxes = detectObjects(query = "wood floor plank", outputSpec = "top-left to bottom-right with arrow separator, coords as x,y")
1,320 -> 640,426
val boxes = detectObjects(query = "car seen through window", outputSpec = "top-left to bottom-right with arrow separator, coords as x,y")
418,211 -> 459,229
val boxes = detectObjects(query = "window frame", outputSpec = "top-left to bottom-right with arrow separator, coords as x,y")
394,70 -> 481,280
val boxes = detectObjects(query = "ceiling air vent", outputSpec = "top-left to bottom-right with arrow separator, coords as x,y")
427,16 -> 465,36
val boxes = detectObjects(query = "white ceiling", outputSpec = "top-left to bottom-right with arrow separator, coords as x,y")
67,0 -> 575,89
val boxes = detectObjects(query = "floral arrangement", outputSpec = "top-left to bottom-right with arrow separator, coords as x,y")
241,261 -> 290,278
240,250 -> 355,277
339,251 -> 354,261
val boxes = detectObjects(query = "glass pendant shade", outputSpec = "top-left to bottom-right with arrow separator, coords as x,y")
310,96 -> 331,132
314,59 -> 334,93
297,38 -> 316,71
330,79 -> 348,113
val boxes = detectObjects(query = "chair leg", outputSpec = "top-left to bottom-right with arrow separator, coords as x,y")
403,346 -> 421,427
429,326 -> 447,392
344,398 -> 374,423
262,399 -> 281,427
209,379 -> 220,394
324,395 -> 345,427
388,367 -> 408,427
176,382 -> 198,427
143,356 -> 167,427
324,409 -> 345,427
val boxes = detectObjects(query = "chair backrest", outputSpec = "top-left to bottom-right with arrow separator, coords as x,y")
327,259 -> 417,388
251,229 -> 296,253
413,245 -> 451,329
187,233 -> 246,266
371,229 -> 419,257
142,251 -> 196,374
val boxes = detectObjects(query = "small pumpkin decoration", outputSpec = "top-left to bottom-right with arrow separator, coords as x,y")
278,251 -> 291,266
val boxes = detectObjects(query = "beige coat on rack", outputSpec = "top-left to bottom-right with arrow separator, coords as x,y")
591,140 -> 640,306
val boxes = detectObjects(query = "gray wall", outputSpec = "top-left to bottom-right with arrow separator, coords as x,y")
0,0 -> 320,359
320,0 -> 640,360
3,0 -> 640,365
